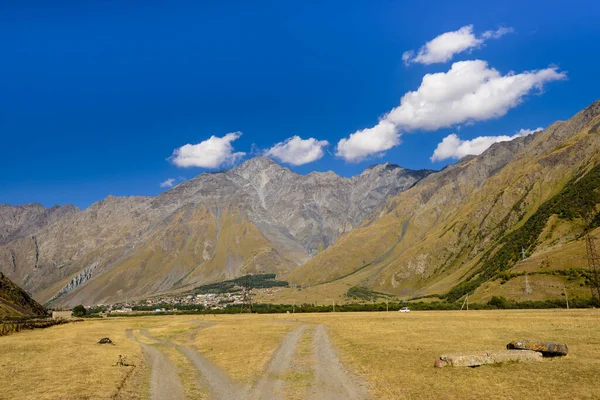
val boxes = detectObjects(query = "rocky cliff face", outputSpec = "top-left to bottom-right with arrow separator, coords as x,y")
0,203 -> 80,245
0,160 -> 431,306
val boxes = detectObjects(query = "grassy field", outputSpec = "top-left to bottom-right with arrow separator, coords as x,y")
1,310 -> 599,399
0,317 -> 149,400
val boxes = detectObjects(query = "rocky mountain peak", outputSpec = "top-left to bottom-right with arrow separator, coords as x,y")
362,162 -> 403,175
233,156 -> 282,173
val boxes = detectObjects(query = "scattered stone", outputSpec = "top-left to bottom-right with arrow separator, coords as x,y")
507,340 -> 568,357
435,350 -> 543,368
98,337 -> 114,345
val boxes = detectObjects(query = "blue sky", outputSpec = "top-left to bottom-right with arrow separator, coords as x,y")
1,0 -> 599,209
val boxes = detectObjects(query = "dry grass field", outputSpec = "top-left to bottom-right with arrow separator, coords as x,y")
1,310 -> 599,399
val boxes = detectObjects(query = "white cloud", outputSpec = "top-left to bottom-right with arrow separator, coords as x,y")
336,60 -> 564,162
403,25 -> 513,65
171,132 -> 246,168
431,127 -> 542,162
515,127 -> 544,136
160,178 -> 176,188
336,121 -> 400,163
387,61 -> 565,130
265,136 -> 329,165
482,26 -> 514,40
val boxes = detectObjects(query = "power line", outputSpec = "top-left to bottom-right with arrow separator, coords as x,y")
239,274 -> 253,313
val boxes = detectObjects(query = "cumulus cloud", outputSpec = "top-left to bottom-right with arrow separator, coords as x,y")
403,25 -> 513,65
265,136 -> 329,165
160,178 -> 176,188
386,61 -> 565,130
430,127 -> 543,162
171,132 -> 246,168
515,127 -> 544,136
336,60 -> 565,162
336,121 -> 400,163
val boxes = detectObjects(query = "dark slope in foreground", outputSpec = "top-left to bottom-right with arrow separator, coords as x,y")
0,272 -> 46,319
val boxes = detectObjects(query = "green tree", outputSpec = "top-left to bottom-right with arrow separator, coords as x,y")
487,296 -> 510,309
72,304 -> 86,317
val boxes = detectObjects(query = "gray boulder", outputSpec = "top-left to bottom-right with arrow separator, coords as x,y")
507,340 -> 568,357
435,350 -> 543,368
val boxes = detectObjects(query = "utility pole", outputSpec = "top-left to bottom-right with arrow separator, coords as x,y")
585,232 -> 600,303
522,247 -> 533,295
461,293 -> 469,311
563,286 -> 569,309
332,299 -> 335,312
240,275 -> 253,313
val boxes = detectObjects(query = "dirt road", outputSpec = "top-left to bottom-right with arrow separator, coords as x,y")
128,322 -> 369,399
248,325 -> 307,399
140,329 -> 246,400
309,324 -> 368,399
125,329 -> 185,400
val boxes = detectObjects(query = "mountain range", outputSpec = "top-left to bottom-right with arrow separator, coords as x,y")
1,100 -> 600,307
0,159 -> 431,306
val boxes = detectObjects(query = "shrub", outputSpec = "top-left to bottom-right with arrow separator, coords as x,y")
72,305 -> 86,317
487,296 -> 511,309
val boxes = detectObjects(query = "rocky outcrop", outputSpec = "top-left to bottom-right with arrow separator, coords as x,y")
49,263 -> 99,302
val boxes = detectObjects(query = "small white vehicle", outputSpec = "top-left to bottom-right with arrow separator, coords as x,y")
398,307 -> 411,313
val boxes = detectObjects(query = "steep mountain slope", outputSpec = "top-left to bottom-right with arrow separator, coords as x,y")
0,159 -> 431,306
289,100 -> 600,302
0,272 -> 46,319
0,203 -> 80,245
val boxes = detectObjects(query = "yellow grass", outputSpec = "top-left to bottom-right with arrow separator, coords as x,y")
287,310 -> 600,399
282,325 -> 315,400
190,314 -> 298,383
471,275 -> 590,302
2,310 -> 600,399
0,318 -> 148,400
158,345 -> 209,400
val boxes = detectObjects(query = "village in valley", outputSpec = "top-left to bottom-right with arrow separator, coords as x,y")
89,274 -> 287,314
108,291 -> 248,314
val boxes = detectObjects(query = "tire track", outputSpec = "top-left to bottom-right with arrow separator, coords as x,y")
125,329 -> 184,400
129,321 -> 368,400
139,329 -> 246,400
248,324 -> 307,400
309,324 -> 368,400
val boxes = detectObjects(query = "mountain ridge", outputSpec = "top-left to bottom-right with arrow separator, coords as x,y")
287,99 -> 600,303
0,159 -> 431,307
2,100 -> 600,307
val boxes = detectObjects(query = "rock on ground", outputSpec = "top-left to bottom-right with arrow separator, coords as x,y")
507,340 -> 568,356
436,350 -> 543,368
